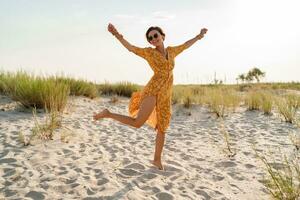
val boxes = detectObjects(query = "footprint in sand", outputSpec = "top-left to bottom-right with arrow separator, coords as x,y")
230,183 -> 242,194
25,191 -> 45,200
195,189 -> 212,200
65,178 -> 78,184
0,158 -> 17,164
141,185 -> 160,193
62,148 -> 73,156
155,192 -> 174,200
244,163 -> 255,169
214,161 -> 237,168
3,168 -> 16,178
97,178 -> 109,186
74,121 -> 81,129
242,151 -> 251,156
119,168 -> 142,176
124,163 -> 145,170
227,171 -> 245,181
86,187 -> 96,195
211,174 -> 225,181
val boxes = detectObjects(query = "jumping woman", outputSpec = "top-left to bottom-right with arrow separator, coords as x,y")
93,23 -> 208,170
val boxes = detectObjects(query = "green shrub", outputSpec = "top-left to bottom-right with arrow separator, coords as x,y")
246,92 -> 262,111
205,88 -> 240,118
98,81 -> 140,97
57,77 -> 98,99
275,97 -> 297,123
254,147 -> 300,200
261,92 -> 273,115
2,71 -> 69,112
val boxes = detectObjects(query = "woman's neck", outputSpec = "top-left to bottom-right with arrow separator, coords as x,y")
155,44 -> 165,53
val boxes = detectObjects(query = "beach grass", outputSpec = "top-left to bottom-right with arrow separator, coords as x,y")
1,70 -> 300,121
275,96 -> 297,124
57,77 -> 98,99
285,93 -> 300,110
0,71 -> 69,111
204,88 -> 240,118
260,92 -> 274,115
98,81 -> 141,97
31,105 -> 62,140
172,85 -> 206,108
219,120 -> 236,157
245,91 -> 262,111
253,146 -> 300,200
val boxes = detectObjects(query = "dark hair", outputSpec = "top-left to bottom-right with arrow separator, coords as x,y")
146,26 -> 165,42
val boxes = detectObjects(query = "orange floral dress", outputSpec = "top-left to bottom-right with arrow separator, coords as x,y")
128,43 -> 188,133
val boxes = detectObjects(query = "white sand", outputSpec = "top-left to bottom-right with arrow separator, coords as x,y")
0,94 -> 299,200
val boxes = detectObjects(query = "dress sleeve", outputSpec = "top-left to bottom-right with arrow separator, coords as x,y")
170,43 -> 188,57
130,46 -> 149,60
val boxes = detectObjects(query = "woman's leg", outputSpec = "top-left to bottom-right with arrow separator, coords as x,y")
152,130 -> 165,170
93,96 -> 156,128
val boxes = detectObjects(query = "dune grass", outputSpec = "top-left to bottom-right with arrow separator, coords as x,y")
57,77 -> 98,99
1,70 -> 300,125
173,85 -> 207,107
219,120 -> 236,157
1,71 -> 69,111
18,105 -> 63,145
253,146 -> 300,200
204,88 -> 241,118
245,91 -> 262,111
245,91 -> 274,115
98,81 -> 141,97
260,92 -> 274,115
31,105 -> 62,140
275,96 -> 298,124
237,82 -> 300,92
285,94 -> 300,110
0,72 -> 6,93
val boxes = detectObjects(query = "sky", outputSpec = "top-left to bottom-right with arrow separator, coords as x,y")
0,0 -> 299,85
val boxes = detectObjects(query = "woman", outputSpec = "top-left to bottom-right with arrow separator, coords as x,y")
93,23 -> 208,170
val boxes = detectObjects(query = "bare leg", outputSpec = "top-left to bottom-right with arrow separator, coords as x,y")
152,130 -> 165,170
93,96 -> 156,129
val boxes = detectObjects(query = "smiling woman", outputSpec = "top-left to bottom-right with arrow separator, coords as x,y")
93,23 -> 207,170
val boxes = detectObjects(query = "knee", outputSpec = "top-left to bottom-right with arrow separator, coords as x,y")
134,119 -> 144,128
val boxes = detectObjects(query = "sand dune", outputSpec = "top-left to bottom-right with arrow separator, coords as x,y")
0,95 -> 299,199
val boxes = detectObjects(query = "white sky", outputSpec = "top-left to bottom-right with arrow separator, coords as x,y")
0,0 -> 299,85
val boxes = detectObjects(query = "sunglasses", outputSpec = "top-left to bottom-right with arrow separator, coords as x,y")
148,33 -> 159,41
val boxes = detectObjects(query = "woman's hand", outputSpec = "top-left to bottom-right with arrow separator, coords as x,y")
197,28 -> 208,40
200,28 -> 208,35
108,23 -> 119,36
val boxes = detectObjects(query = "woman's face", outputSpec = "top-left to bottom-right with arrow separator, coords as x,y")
147,30 -> 164,47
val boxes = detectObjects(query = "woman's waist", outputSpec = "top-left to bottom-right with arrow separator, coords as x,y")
153,71 -> 173,77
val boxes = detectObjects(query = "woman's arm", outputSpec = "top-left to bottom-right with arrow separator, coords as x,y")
108,23 -> 136,52
183,28 -> 208,49
170,28 -> 208,57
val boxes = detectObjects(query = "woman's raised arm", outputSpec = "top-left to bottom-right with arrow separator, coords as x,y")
170,28 -> 208,57
108,23 -> 148,58
183,28 -> 208,49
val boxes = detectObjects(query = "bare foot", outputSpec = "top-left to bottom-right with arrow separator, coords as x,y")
93,109 -> 110,120
151,160 -> 164,170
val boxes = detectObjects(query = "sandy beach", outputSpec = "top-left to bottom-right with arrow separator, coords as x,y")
0,94 -> 299,200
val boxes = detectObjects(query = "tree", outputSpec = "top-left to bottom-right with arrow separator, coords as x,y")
237,74 -> 246,83
237,67 -> 266,84
249,67 -> 265,82
245,72 -> 254,82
